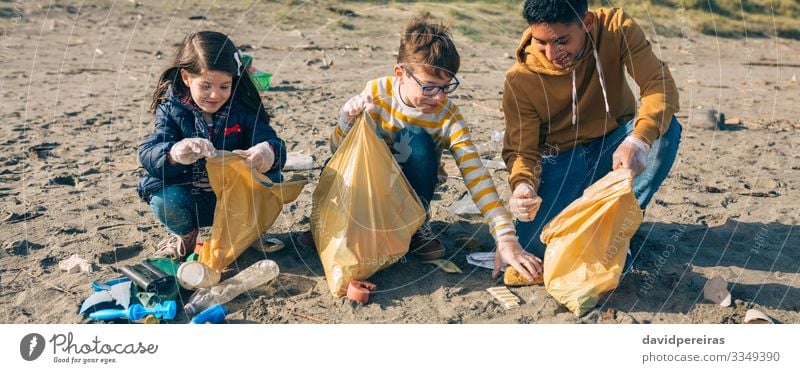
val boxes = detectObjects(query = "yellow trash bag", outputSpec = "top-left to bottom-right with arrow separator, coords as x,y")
312,117 -> 426,296
540,169 -> 643,316
198,151 -> 306,271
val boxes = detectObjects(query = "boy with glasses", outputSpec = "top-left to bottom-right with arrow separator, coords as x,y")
331,16 -> 542,281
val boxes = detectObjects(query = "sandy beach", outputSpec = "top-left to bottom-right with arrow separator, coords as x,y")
1,1 -> 799,324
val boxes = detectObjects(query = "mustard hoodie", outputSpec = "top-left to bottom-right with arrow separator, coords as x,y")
502,7 -> 679,191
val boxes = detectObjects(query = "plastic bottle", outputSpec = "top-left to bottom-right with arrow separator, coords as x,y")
190,304 -> 228,324
183,259 -> 279,317
177,261 -> 221,290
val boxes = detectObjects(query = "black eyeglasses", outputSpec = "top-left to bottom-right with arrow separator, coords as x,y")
402,66 -> 460,97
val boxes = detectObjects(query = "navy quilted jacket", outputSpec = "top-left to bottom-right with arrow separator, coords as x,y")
137,88 -> 286,202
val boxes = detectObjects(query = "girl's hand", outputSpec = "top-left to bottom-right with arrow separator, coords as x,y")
169,138 -> 216,165
493,234 -> 542,281
233,142 -> 275,173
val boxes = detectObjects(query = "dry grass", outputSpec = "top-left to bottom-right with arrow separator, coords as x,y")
591,0 -> 800,39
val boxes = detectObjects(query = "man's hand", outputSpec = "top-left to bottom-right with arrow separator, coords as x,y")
493,234 -> 543,281
509,183 -> 542,222
612,135 -> 651,176
338,93 -> 375,130
169,138 -> 216,165
233,142 -> 275,173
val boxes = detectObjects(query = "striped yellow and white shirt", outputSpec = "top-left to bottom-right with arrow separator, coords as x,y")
330,76 -> 515,239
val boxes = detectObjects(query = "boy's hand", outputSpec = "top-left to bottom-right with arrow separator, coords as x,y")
493,234 -> 542,281
233,142 -> 275,173
612,135 -> 651,176
169,138 -> 216,165
509,183 -> 541,222
339,93 -> 375,130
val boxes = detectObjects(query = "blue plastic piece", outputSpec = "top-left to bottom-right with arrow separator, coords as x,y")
91,277 -> 131,293
88,301 -> 177,321
190,304 -> 228,324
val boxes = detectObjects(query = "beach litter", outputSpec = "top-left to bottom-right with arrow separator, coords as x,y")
346,280 -> 376,304
744,309 -> 774,324
422,259 -> 462,273
487,286 -> 520,310
466,252 -> 495,270
703,275 -> 732,307
58,254 -> 93,273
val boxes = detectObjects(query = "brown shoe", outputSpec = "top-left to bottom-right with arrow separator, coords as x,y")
409,223 -> 445,260
152,230 -> 198,261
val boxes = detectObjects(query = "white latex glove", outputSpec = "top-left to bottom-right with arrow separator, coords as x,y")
169,138 -> 216,165
233,142 -> 275,173
612,135 -> 651,176
509,183 -> 542,222
338,93 -> 375,130
493,234 -> 543,281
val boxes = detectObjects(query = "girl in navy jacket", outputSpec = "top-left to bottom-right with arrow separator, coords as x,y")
137,31 -> 286,259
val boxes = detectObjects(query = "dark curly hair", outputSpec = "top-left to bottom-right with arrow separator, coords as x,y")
523,0 -> 588,24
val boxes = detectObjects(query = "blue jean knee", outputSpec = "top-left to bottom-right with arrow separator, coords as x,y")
148,184 -> 216,235
592,116 -> 682,209
632,117 -> 682,209
392,126 -> 440,211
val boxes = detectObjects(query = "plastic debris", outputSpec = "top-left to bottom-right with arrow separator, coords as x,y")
487,286 -> 520,310
448,194 -> 481,216
466,252 -> 495,270
283,152 -> 314,171
78,291 -> 114,315
703,275 -> 732,307
184,260 -> 279,317
744,309 -> 774,324
177,261 -> 221,290
89,301 -> 176,321
346,280 -> 376,304
422,259 -> 462,273
109,281 -> 132,310
58,254 -> 92,273
190,304 -> 228,324
481,159 -> 507,170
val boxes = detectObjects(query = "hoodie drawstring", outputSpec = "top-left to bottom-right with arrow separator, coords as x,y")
571,47 -> 611,127
593,47 -> 610,115
571,70 -> 577,126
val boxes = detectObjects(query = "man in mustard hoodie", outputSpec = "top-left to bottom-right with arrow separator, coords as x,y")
502,0 -> 682,272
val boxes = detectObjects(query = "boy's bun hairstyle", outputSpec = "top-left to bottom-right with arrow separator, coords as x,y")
150,31 -> 267,119
523,0 -> 588,24
397,15 -> 460,78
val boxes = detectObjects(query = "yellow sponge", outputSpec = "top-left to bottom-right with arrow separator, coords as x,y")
503,265 -> 543,286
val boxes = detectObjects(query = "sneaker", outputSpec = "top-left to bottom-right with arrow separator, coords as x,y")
409,223 -> 445,260
153,231 -> 198,260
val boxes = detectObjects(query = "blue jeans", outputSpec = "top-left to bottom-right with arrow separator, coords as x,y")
391,126 -> 439,214
149,185 -> 216,235
517,117 -> 683,260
